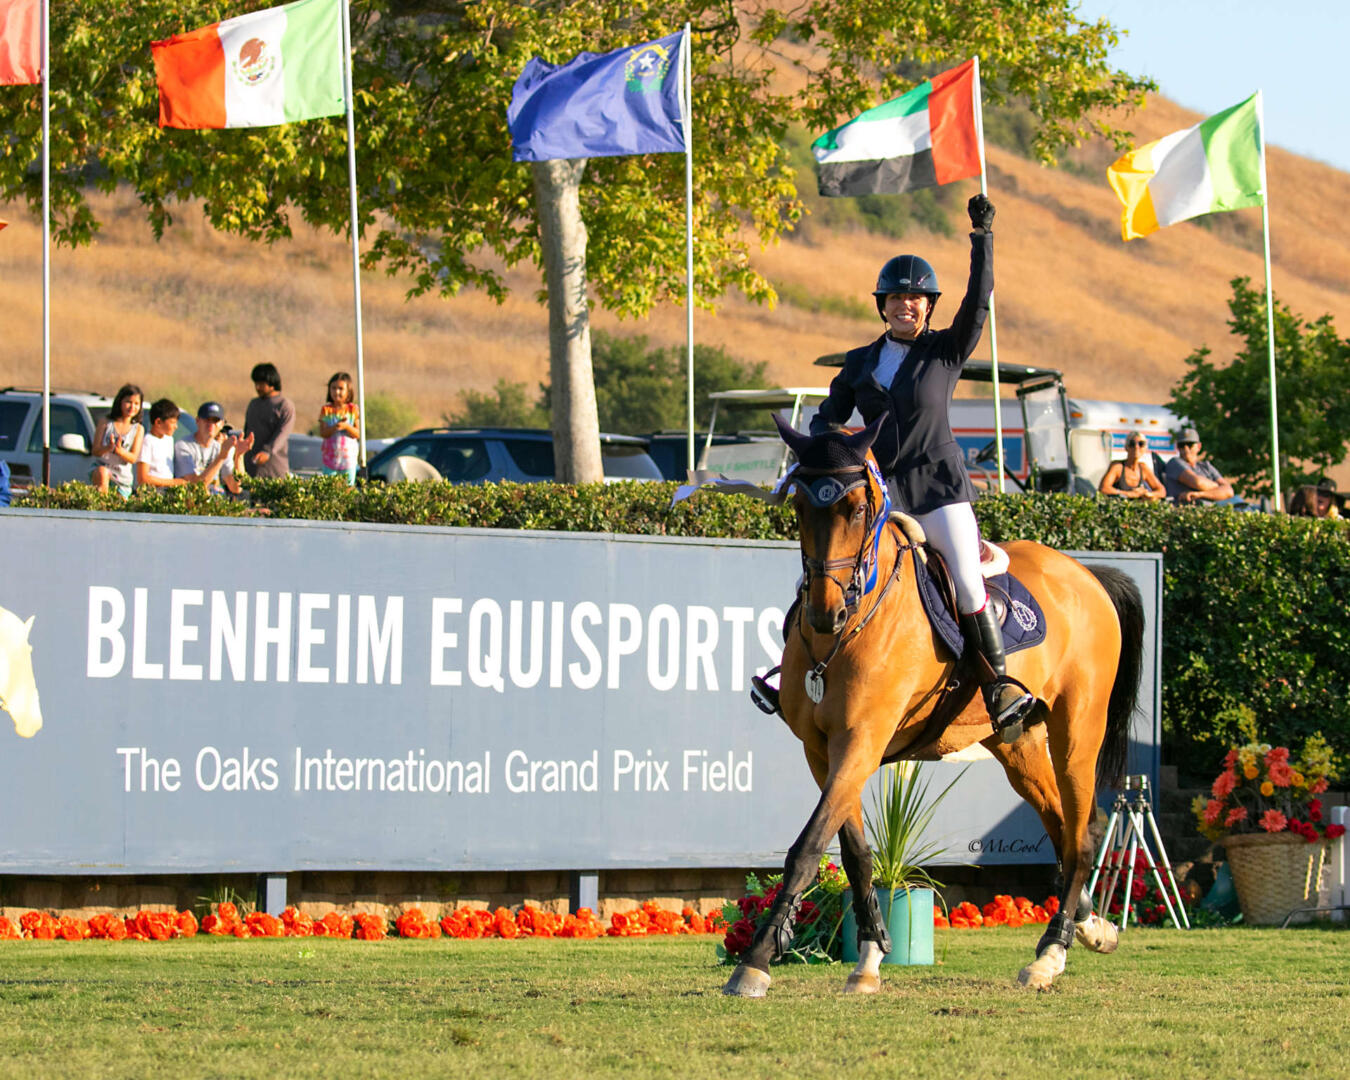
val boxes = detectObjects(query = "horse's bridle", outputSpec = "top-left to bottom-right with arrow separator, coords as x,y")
790,460 -> 890,616
786,458 -> 915,684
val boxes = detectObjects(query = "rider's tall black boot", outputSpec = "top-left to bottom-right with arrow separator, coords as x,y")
960,604 -> 1035,743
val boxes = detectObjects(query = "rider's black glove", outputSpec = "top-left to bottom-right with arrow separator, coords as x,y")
968,193 -> 995,232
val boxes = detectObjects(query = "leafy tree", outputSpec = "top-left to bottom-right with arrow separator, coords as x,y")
586,332 -> 769,434
1168,278 -> 1350,498
362,391 -> 423,439
447,378 -> 550,429
0,1 -> 1151,481
455,332 -> 768,433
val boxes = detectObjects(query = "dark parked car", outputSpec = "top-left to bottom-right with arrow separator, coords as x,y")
365,428 -> 663,484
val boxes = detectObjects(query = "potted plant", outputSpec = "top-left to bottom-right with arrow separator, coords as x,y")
1194,715 -> 1344,925
842,760 -> 967,965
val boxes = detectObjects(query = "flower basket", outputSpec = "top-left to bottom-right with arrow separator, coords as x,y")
1223,831 -> 1328,926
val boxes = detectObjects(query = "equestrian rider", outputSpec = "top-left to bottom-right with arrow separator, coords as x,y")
809,193 -> 1034,740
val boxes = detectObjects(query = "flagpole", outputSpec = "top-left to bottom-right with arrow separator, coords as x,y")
40,0 -> 50,488
1255,91 -> 1281,510
971,55 -> 1004,494
340,0 -> 367,470
681,23 -> 695,475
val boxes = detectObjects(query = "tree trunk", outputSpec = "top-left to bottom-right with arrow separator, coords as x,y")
531,158 -> 603,484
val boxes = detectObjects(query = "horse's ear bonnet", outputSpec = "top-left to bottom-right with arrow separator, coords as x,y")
772,414 -> 887,507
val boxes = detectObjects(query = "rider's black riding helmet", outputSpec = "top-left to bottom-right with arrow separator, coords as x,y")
873,255 -> 941,326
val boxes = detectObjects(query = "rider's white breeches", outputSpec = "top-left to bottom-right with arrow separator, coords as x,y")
912,500 -> 988,615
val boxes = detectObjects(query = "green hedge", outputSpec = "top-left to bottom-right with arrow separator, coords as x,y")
17,480 -> 1350,781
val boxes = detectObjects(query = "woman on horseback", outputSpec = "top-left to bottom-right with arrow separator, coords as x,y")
809,193 -> 1033,740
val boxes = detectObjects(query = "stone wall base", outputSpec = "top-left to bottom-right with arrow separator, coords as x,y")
0,864 -> 1060,924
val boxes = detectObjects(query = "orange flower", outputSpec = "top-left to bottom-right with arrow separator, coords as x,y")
0,917 -> 20,941
493,908 -> 519,940
88,913 -> 128,941
246,912 -> 284,938
57,916 -> 89,941
20,911 -> 57,940
175,910 -> 199,938
354,913 -> 388,941
396,908 -> 435,939
281,907 -> 314,937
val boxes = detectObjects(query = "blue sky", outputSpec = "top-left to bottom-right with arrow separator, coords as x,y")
1078,1 -> 1350,173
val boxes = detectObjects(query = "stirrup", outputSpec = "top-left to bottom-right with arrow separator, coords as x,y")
750,666 -> 782,716
987,680 -> 1035,743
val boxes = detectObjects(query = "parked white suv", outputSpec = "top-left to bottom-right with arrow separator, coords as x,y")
0,388 -> 114,495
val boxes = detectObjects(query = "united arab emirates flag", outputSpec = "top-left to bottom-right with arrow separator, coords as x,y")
812,59 -> 981,197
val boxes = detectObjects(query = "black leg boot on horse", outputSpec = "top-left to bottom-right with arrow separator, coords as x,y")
961,604 -> 1035,742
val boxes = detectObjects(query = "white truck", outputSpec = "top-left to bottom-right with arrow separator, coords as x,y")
698,360 -> 1184,496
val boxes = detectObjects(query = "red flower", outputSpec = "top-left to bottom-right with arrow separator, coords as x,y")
722,917 -> 755,956
1259,809 -> 1288,833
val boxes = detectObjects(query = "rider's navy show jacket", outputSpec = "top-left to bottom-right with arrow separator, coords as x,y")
810,229 -> 993,516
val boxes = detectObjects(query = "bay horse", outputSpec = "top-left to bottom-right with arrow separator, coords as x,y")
722,417 -> 1143,996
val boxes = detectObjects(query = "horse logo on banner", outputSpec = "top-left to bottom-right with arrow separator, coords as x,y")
0,604 -> 43,739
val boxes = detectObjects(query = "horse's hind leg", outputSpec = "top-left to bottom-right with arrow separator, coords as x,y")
839,811 -> 889,994
1015,695 -> 1111,990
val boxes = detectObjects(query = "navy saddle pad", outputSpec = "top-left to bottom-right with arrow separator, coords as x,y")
914,551 -> 1047,660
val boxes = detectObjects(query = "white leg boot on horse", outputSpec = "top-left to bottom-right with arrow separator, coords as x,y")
839,816 -> 889,994
1072,888 -> 1119,953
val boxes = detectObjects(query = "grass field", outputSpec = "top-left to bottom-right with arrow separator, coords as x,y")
0,928 -> 1345,1079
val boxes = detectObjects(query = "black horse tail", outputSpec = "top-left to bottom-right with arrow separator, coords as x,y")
1087,565 -> 1144,791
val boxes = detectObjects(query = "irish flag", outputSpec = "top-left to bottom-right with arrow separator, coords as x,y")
152,0 -> 344,130
812,59 -> 981,198
1107,93 -> 1264,241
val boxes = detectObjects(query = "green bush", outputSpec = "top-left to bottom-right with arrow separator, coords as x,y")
16,483 -> 1348,781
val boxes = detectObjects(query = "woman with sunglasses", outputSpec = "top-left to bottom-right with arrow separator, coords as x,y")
1098,432 -> 1166,501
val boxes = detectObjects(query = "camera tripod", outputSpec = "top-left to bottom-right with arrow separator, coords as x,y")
1086,774 -> 1191,930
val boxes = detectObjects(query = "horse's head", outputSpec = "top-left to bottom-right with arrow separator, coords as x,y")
0,607 -> 42,739
774,414 -> 891,635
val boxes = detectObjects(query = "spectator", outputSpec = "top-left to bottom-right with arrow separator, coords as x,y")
1163,428 -> 1245,508
244,362 -> 295,478
318,371 -> 361,484
90,384 -> 144,497
175,401 -> 252,495
1098,431 -> 1166,501
0,459 -> 10,507
136,399 -> 191,489
1288,481 -> 1340,519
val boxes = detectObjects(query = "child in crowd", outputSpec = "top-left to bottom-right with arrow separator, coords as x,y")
318,371 -> 361,484
136,399 -> 208,490
90,384 -> 144,497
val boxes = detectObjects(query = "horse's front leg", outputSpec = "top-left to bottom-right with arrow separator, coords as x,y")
723,733 -> 876,999
838,811 -> 890,994
721,782 -> 842,997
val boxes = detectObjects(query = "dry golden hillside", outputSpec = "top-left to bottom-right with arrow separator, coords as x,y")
2,93 -> 1348,472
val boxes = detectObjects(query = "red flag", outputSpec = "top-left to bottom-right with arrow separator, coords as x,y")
0,0 -> 40,85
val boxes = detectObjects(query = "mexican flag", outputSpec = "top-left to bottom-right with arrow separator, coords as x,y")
152,0 -> 344,130
0,0 -> 41,86
1106,93 -> 1264,241
812,59 -> 981,197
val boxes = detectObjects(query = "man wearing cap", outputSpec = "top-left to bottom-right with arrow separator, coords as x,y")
1163,428 -> 1240,506
175,402 -> 252,495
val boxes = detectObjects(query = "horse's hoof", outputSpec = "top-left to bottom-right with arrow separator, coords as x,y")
843,972 -> 881,995
1016,944 -> 1066,991
722,965 -> 771,998
1074,913 -> 1119,954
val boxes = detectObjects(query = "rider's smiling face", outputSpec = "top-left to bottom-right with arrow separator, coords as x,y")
882,293 -> 930,341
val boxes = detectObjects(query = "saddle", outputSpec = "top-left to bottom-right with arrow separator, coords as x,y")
893,511 -> 1047,660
